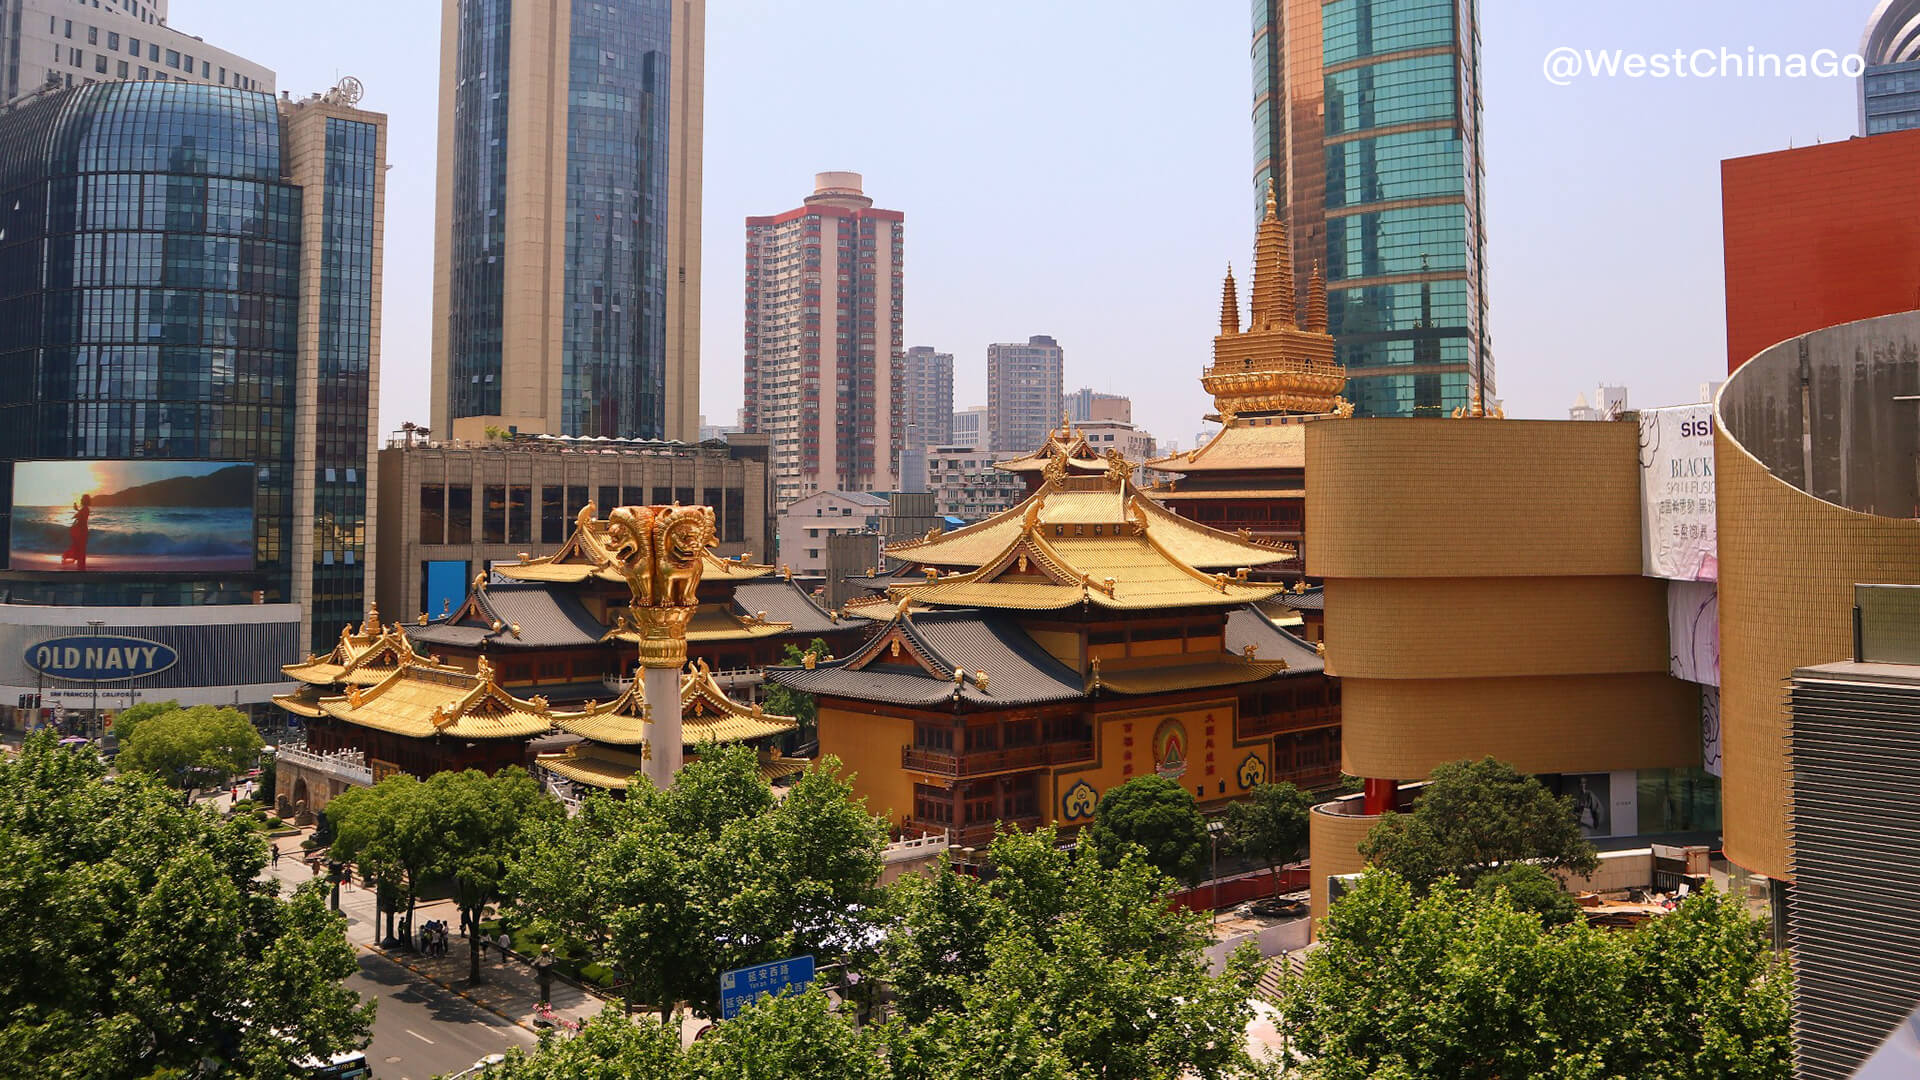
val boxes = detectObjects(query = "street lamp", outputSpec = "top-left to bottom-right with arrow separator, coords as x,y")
1207,820 -> 1226,925
86,619 -> 104,741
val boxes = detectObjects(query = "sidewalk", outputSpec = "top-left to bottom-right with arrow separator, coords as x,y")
263,828 -> 602,1034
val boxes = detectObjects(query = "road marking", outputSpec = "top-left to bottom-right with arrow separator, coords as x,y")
405,1029 -> 436,1045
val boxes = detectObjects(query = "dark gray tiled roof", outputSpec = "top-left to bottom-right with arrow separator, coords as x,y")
408,583 -> 606,649
731,579 -> 842,636
766,609 -> 1083,707
1224,606 -> 1324,676
1277,587 -> 1324,612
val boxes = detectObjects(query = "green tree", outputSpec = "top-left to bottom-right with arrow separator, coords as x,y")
484,1005 -> 685,1079
509,744 -> 886,1020
1082,773 -> 1210,886
109,697 -> 179,743
763,637 -> 829,741
1224,780 -> 1311,894
1615,886 -> 1793,1079
1472,863 -> 1584,927
116,704 -> 264,800
326,774 -> 435,946
1359,756 -> 1599,891
1283,869 -> 1791,1080
1283,869 -> 1625,1080
884,828 -> 1264,1080
430,768 -> 564,982
0,733 -> 372,1079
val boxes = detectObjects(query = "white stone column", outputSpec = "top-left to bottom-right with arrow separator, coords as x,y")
642,664 -> 682,788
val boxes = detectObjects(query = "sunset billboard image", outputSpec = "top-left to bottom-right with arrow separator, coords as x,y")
10,461 -> 255,573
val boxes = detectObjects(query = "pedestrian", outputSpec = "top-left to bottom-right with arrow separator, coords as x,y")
497,930 -> 511,958
272,845 -> 281,867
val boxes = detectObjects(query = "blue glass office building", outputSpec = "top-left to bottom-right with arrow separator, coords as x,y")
1252,0 -> 1490,417
435,0 -> 702,443
1862,1 -> 1920,135
0,81 -> 384,650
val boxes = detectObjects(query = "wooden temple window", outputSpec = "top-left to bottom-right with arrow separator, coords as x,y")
913,725 -> 954,752
963,725 -> 1000,753
1006,775 -> 1039,818
913,786 -> 954,825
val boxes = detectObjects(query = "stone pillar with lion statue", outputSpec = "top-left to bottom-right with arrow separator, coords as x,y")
603,503 -> 717,788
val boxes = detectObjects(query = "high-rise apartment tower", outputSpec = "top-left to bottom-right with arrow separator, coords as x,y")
901,346 -> 953,450
1253,0 -> 1490,417
743,172 -> 904,507
431,0 -> 704,443
987,335 -> 1063,453
1862,0 -> 1920,135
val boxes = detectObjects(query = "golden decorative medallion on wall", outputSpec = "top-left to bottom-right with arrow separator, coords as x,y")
1061,779 -> 1098,822
1237,752 -> 1267,791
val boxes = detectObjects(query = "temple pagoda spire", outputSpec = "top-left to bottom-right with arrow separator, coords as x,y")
1306,261 -> 1328,334
1248,179 -> 1296,330
1220,264 -> 1240,335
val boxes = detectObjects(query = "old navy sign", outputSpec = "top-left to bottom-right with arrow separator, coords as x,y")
27,635 -> 178,681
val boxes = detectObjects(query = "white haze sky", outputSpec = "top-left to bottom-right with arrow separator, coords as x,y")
197,0 -> 1861,447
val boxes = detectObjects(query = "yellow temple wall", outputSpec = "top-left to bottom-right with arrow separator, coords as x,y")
818,706 -> 915,826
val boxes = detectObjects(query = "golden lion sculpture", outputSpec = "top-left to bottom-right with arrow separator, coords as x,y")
605,505 -> 717,609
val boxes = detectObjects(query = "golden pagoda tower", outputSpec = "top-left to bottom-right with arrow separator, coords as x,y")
1202,180 -> 1346,419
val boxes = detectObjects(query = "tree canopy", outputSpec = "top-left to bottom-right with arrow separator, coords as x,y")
0,732 -> 372,1079
115,703 -> 264,799
1081,773 -> 1211,886
108,698 -> 179,743
491,826 -> 1267,1080
508,744 -> 888,1019
1224,780 -> 1310,892
1359,756 -> 1599,890
762,637 -> 830,741
1281,869 -> 1791,1080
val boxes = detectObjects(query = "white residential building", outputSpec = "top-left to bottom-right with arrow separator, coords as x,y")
776,490 -> 888,577
3,0 -> 272,103
926,447 -> 1025,522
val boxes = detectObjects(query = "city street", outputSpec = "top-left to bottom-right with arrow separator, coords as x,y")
349,950 -> 533,1080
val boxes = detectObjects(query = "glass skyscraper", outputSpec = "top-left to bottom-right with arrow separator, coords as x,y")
1862,0 -> 1920,135
1252,0 -> 1490,417
0,80 -> 385,648
433,0 -> 704,444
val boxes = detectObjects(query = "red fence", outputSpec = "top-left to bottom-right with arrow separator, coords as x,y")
1170,864 -> 1310,912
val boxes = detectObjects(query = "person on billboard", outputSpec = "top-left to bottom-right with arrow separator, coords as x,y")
61,493 -> 91,571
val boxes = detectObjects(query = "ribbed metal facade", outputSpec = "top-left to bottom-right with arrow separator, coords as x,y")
1788,662 -> 1920,1079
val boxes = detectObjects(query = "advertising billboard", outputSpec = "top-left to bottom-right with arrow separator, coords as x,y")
1638,405 -> 1717,581
10,461 -> 254,573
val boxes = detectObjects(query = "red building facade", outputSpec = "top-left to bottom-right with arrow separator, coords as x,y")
1722,130 -> 1920,372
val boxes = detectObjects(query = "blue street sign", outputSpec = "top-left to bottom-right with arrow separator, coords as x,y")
719,954 -> 815,1020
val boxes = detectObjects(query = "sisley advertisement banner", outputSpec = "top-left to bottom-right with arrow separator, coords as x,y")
1638,405 -> 1717,581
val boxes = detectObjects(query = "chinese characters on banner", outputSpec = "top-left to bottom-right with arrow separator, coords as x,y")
1639,404 -> 1717,581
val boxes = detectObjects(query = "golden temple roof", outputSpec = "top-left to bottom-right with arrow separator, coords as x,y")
1200,180 -> 1347,419
1094,657 -> 1293,695
1147,415 -> 1308,475
313,656 -> 556,740
886,497 -> 1285,612
494,503 -> 774,585
600,604 -> 791,645
283,615 -> 418,686
552,661 -> 796,746
994,415 -> 1108,476
885,471 -> 1292,571
271,686 -> 326,718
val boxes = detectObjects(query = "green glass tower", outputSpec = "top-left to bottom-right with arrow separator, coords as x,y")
1253,0 -> 1490,417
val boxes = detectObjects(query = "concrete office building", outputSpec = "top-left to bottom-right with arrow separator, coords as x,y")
949,406 -> 986,451
431,0 -> 704,444
901,345 -> 953,449
926,447 -> 1024,522
1862,0 -> 1920,134
743,172 -> 904,506
0,80 -> 384,726
987,335 -> 1063,453
1253,0 -> 1490,416
0,0 -> 271,104
1063,387 -> 1130,424
373,432 -> 771,623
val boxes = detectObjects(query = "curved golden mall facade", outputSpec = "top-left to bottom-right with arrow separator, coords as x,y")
1303,419 -> 1701,923
1717,310 -> 1920,881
